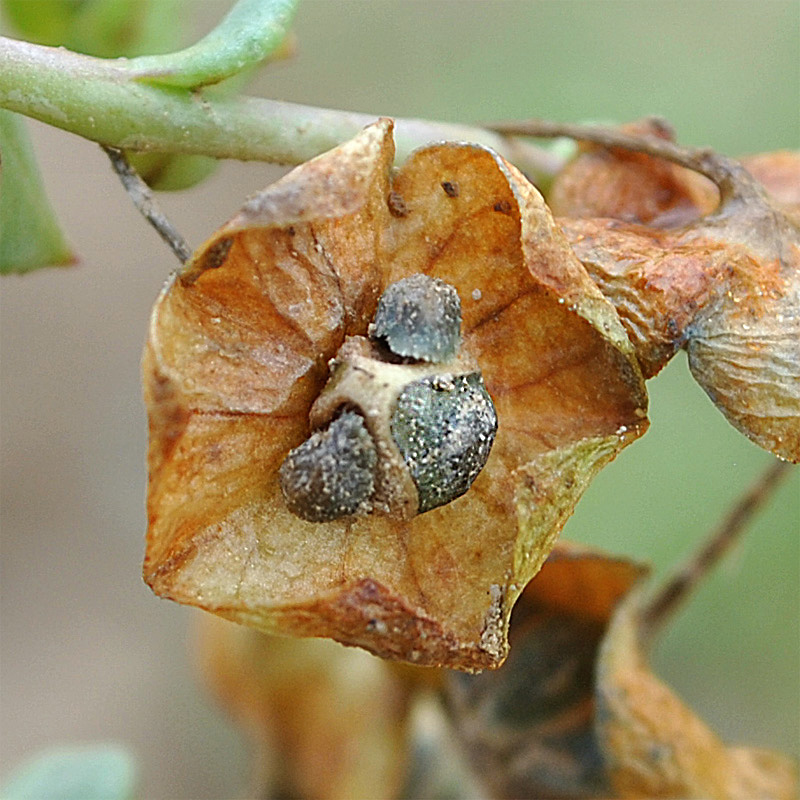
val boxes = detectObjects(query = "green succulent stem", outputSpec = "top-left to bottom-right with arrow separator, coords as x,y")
118,0 -> 297,88
0,35 -> 558,177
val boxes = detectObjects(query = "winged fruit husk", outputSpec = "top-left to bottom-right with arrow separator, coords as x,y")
554,129 -> 800,461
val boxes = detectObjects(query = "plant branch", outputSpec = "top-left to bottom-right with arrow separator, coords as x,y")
121,0 -> 297,88
102,146 -> 191,263
639,458 -> 792,646
488,117 -> 769,207
0,36 -> 557,179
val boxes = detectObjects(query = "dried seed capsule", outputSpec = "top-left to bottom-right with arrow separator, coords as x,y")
390,372 -> 498,513
279,411 -> 377,522
370,274 -> 462,363
281,275 -> 497,523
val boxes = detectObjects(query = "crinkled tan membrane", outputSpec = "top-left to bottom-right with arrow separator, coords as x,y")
143,119 -> 648,670
445,542 -> 798,798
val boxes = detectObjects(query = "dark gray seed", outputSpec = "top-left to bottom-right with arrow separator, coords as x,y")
279,411 -> 377,522
371,274 -> 462,363
390,373 -> 497,514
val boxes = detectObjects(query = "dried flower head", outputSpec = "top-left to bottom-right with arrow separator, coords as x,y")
542,122 -> 800,460
445,542 -> 798,798
143,120 -> 648,670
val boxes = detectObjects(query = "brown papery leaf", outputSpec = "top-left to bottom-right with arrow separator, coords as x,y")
548,118 -> 718,227
143,119 -> 648,670
597,584 -> 798,800
552,130 -> 799,461
445,542 -> 645,799
196,615 -> 410,800
444,542 -> 798,799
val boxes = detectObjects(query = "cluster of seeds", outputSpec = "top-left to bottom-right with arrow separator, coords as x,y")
279,274 -> 498,522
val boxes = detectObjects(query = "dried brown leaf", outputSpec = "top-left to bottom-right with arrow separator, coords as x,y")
196,615 -> 410,800
553,131 -> 799,461
444,542 -> 798,799
144,120 -> 648,670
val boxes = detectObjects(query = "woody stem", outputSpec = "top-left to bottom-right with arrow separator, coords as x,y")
102,145 -> 192,264
488,117 -> 768,206
639,458 -> 792,646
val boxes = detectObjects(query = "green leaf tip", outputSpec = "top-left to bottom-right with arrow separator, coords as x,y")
125,0 -> 299,89
0,744 -> 136,800
0,110 -> 74,274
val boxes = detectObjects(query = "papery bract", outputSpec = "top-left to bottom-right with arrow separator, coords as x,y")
143,120 -> 647,670
554,132 -> 800,461
445,542 -> 798,799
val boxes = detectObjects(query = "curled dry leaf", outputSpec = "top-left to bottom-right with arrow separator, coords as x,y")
548,118 -> 718,227
597,583 -> 798,800
553,130 -> 800,461
444,542 -> 798,799
196,615 -> 410,800
143,119 -> 647,670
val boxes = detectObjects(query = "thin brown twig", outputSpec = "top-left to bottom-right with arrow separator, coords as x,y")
639,458 -> 793,646
489,117 -> 768,207
101,145 -> 192,264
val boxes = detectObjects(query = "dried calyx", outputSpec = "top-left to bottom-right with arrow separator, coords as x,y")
143,120 -> 650,670
279,274 -> 498,522
491,118 -> 800,461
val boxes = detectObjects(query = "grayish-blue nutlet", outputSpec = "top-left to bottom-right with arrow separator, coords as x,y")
370,274 -> 462,362
391,373 -> 497,513
279,274 -> 497,522
279,411 -> 377,523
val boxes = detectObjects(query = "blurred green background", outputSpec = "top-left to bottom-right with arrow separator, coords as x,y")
1,1 -> 798,797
